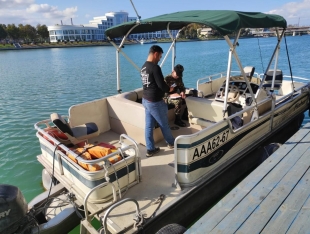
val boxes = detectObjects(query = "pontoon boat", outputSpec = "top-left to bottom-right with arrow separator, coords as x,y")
22,10 -> 310,234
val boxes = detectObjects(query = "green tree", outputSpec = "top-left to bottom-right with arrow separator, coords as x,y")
19,24 -> 37,41
0,24 -> 8,40
18,24 -> 26,40
36,24 -> 49,41
6,24 -> 20,40
182,23 -> 202,38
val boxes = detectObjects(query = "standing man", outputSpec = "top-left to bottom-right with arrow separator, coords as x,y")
141,45 -> 175,157
164,64 -> 186,127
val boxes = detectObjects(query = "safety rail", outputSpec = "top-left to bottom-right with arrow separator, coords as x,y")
225,82 -> 308,134
101,198 -> 141,234
196,71 -> 227,89
225,97 -> 274,134
80,197 -> 141,234
196,70 -> 261,89
35,120 -> 140,171
258,73 -> 310,81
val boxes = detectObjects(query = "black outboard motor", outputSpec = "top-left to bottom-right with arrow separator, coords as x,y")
0,184 -> 28,234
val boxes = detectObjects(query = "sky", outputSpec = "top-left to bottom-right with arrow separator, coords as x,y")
0,0 -> 310,27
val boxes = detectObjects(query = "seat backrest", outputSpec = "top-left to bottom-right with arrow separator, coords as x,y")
186,97 -> 227,123
265,70 -> 283,84
51,113 -> 74,136
244,66 -> 255,78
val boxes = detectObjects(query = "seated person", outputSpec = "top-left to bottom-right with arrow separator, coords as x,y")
164,64 -> 187,127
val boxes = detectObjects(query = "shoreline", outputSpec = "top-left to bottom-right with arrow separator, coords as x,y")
0,38 -> 219,51
0,36 -> 279,51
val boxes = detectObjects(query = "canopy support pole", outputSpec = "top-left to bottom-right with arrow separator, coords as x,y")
108,24 -> 141,93
129,0 -> 141,23
116,49 -> 121,93
256,29 -> 285,98
223,30 -> 257,117
223,35 -> 234,117
166,22 -> 179,70
225,31 -> 257,107
160,24 -> 183,69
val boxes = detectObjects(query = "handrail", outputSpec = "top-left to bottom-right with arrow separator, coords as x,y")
120,134 -> 141,182
83,182 -> 117,222
195,70 -> 259,90
35,120 -> 138,167
101,198 -> 141,234
179,88 -> 299,142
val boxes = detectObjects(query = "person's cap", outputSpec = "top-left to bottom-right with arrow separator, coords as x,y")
174,64 -> 184,77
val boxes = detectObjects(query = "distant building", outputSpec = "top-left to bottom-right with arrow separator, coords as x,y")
48,11 -> 177,42
198,27 -> 213,37
48,25 -> 99,42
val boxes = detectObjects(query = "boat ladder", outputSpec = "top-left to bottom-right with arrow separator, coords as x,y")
80,178 -> 144,234
80,196 -> 141,234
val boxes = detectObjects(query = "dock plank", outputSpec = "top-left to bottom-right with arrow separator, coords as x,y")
210,131 -> 310,233
237,147 -> 310,233
187,123 -> 310,234
286,194 -> 310,233
260,164 -> 310,233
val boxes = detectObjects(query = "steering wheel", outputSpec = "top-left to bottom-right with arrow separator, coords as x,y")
221,84 -> 240,102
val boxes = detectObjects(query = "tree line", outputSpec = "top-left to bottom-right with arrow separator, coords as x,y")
0,23 -> 49,43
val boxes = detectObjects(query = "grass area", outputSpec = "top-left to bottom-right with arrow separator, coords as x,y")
0,44 -> 14,48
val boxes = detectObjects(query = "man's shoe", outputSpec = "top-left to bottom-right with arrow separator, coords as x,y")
146,147 -> 160,157
167,144 -> 174,149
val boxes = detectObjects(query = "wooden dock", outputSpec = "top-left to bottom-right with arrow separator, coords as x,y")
187,122 -> 310,234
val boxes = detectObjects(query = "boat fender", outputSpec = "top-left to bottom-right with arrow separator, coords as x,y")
260,143 -> 282,163
42,168 -> 59,191
155,223 -> 187,234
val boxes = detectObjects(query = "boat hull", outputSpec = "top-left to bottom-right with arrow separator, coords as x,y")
142,112 -> 305,233
175,93 -> 309,187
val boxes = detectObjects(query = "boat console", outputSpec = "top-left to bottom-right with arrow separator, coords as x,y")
215,81 -> 260,106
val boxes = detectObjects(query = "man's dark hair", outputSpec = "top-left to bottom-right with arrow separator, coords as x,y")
149,45 -> 163,54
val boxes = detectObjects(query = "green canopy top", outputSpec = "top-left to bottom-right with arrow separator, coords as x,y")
105,10 -> 287,39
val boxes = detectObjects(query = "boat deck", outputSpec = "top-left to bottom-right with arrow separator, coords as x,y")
187,121 -> 310,233
39,119 -> 194,233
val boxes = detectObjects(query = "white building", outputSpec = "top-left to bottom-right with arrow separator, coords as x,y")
198,27 -> 213,37
48,11 -> 178,42
48,25 -> 99,42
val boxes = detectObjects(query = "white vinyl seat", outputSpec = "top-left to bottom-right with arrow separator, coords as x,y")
243,66 -> 255,80
50,113 -> 99,145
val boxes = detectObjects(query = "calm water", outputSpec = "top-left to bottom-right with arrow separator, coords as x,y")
1,36 -> 310,232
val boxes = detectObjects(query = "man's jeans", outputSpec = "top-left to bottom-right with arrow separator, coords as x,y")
142,98 -> 175,150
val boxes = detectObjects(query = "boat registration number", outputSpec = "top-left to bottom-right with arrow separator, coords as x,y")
192,129 -> 229,160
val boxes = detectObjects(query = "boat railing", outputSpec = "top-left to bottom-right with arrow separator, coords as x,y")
184,82 -> 308,141
275,82 -> 309,104
80,197 -> 141,234
226,97 -> 274,133
283,75 -> 310,81
196,71 -> 226,88
196,71 -> 261,97
258,73 -> 309,82
196,70 -> 261,86
34,119 -> 141,179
